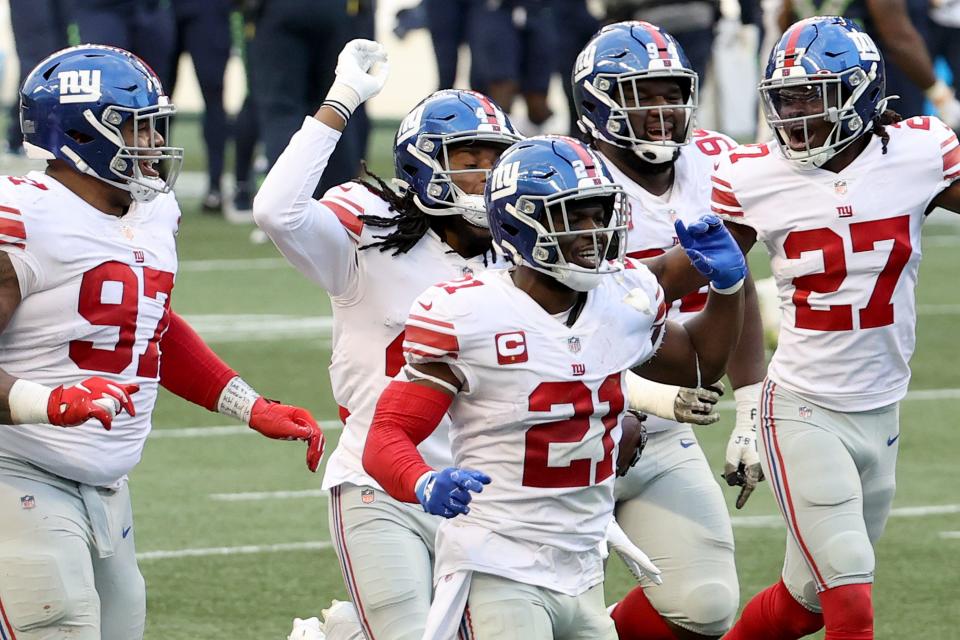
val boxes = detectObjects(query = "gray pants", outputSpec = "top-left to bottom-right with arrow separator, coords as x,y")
463,573 -> 615,640
758,380 -> 898,611
0,456 -> 145,639
614,425 -> 739,636
328,483 -> 441,640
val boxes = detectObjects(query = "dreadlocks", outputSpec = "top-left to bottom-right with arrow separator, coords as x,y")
354,161 -> 431,256
870,109 -> 902,155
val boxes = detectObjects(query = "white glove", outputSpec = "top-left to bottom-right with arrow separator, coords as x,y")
288,617 -> 325,640
604,519 -> 662,585
926,80 -> 960,130
723,382 -> 764,509
323,39 -> 389,123
625,371 -> 722,425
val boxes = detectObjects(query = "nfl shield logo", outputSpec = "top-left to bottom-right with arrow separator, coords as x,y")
833,180 -> 847,195
20,495 -> 35,510
567,337 -> 581,354
360,489 -> 375,504
799,406 -> 813,419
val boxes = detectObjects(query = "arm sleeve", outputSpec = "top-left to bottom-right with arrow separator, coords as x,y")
158,311 -> 238,411
252,117 -> 360,297
363,380 -> 452,502
710,156 -> 747,223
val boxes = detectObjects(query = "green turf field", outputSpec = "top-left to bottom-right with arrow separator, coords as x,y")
101,120 -> 960,639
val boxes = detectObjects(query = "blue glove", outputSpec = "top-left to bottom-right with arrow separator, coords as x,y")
674,214 -> 747,291
415,467 -> 492,518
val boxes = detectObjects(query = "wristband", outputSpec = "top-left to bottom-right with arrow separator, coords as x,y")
625,371 -> 680,421
323,83 -> 362,124
8,379 -> 53,424
710,278 -> 744,295
216,376 -> 261,424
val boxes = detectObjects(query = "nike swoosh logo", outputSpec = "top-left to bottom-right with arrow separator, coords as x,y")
887,434 -> 900,446
680,439 -> 696,448
419,301 -> 433,311
122,526 -> 132,539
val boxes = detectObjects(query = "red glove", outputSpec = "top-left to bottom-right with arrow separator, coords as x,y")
248,397 -> 325,472
47,377 -> 139,431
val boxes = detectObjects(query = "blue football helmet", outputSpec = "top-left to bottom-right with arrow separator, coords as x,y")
760,16 -> 887,168
486,136 -> 627,292
572,21 -> 698,164
20,44 -> 183,202
394,89 -> 522,227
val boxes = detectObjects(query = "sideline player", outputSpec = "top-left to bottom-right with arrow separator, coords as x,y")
252,40 -> 526,640
363,134 -> 748,640
696,16 -> 960,639
571,21 -> 767,639
0,45 -> 324,640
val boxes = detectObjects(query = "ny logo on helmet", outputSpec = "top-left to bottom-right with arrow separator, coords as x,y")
573,43 -> 597,82
58,69 -> 102,104
846,32 -> 880,62
490,161 -> 520,200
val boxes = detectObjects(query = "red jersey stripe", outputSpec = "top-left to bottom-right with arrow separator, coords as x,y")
711,206 -> 742,217
711,187 -> 742,208
711,176 -> 733,189
402,345 -> 459,360
320,199 -> 364,237
408,313 -> 456,329
943,145 -> 960,175
627,248 -> 666,260
0,205 -> 20,216
0,218 -> 26,241
404,325 -> 459,353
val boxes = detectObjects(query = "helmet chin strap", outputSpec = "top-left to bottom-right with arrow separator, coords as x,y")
554,267 -> 604,292
631,142 -> 679,164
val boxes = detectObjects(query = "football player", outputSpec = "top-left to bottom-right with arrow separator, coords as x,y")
252,40 -> 524,640
571,21 -> 768,640
362,135 -> 749,640
0,45 -> 324,640
662,16 -> 960,640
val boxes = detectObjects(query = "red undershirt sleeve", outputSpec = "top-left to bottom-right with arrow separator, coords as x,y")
363,380 -> 452,503
158,311 -> 238,411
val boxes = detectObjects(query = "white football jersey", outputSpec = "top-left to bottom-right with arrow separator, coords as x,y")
603,129 -> 736,431
0,171 -> 179,487
403,262 -> 666,595
316,183 -> 497,491
711,116 -> 959,411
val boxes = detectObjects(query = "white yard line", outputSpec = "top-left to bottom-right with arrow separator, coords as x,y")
149,387 -> 960,439
149,421 -> 342,439
136,540 -> 333,561
733,504 -> 960,529
178,258 -> 290,272
939,531 -> 960,539
184,300 -> 960,344
209,489 -> 328,502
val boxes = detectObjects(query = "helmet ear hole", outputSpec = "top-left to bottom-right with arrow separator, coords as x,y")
66,129 -> 94,144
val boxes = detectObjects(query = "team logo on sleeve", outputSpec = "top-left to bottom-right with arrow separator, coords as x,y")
20,495 -> 36,510
495,331 -> 528,365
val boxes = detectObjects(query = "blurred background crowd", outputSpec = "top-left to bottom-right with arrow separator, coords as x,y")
1,0 -> 958,219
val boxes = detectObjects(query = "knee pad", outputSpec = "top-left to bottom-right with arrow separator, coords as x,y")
824,530 -> 875,580
0,554 -> 96,632
675,581 -> 739,636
